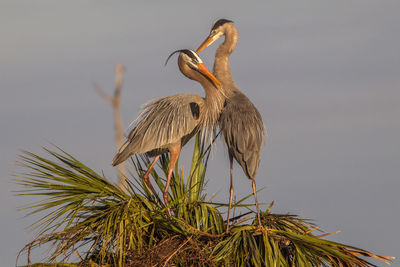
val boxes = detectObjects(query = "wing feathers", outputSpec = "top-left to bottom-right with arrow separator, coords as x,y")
112,94 -> 203,166
219,92 -> 265,179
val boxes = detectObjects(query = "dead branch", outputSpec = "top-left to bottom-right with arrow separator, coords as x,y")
94,62 -> 127,188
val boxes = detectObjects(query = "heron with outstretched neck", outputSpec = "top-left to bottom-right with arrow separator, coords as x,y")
112,50 -> 225,213
197,19 -> 265,230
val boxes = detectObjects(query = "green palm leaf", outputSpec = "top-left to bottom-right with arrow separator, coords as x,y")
15,135 -> 394,266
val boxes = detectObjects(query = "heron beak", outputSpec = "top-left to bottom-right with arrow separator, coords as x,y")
196,34 -> 219,53
197,63 -> 222,87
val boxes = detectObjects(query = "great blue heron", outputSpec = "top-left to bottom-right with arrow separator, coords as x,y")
197,19 -> 265,230
112,49 -> 225,212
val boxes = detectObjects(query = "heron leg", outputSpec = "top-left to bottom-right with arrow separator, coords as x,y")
143,155 -> 161,202
164,144 -> 181,214
226,153 -> 234,233
251,177 -> 262,227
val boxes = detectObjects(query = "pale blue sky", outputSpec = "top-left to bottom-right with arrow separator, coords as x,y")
1,1 -> 399,265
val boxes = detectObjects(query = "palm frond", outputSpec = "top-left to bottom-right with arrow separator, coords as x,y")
15,135 -> 394,266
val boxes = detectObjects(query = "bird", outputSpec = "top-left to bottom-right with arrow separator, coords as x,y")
112,49 -> 225,213
196,19 -> 265,230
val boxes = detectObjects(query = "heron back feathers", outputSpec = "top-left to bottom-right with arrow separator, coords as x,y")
112,94 -> 204,166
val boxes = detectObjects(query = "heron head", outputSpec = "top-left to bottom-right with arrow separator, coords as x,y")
165,49 -> 222,88
196,19 -> 234,53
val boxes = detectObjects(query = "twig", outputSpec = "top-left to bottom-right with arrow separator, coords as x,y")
93,82 -> 113,105
162,237 -> 192,267
94,62 -> 127,187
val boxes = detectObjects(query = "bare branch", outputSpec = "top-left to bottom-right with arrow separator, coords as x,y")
93,82 -> 113,105
94,63 -> 127,188
114,62 -> 125,98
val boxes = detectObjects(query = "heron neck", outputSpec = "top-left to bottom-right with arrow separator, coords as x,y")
214,24 -> 239,96
202,81 -> 225,113
199,79 -> 225,130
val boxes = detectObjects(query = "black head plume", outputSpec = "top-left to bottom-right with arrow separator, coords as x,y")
211,18 -> 234,31
165,49 -> 199,66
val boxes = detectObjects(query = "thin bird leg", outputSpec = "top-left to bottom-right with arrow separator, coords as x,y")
143,155 -> 162,203
226,153 -> 234,233
251,177 -> 262,227
164,144 -> 181,214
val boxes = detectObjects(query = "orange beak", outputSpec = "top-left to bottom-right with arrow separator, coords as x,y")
197,63 -> 222,87
196,35 -> 217,53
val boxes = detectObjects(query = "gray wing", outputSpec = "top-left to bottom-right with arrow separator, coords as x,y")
112,94 -> 203,166
219,91 -> 265,179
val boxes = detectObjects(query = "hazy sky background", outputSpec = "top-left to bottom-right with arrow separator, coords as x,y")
1,1 -> 399,266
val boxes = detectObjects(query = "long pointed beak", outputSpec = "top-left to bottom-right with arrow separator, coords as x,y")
197,63 -> 222,87
196,35 -> 218,53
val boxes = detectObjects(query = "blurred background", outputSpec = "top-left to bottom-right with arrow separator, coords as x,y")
1,1 -> 399,265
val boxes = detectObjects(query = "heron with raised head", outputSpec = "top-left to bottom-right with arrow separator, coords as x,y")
197,19 -> 265,230
112,49 -> 225,212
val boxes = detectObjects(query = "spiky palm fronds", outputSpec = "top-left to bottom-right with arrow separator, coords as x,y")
16,147 -> 154,265
15,134 -> 393,266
